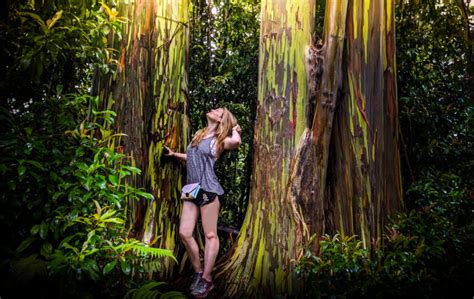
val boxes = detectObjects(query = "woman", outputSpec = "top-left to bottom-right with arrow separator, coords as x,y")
164,107 -> 241,298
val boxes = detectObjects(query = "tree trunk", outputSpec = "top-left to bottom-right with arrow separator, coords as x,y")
216,0 -> 402,296
328,0 -> 403,247
94,0 -> 190,279
215,0 -> 316,297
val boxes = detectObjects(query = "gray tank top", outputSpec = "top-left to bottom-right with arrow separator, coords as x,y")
186,136 -> 224,195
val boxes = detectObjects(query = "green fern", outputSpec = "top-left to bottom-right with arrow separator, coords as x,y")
130,243 -> 176,262
143,259 -> 162,273
124,281 -> 185,299
114,240 -> 177,262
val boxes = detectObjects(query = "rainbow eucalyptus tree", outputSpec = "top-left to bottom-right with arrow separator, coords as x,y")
215,0 -> 317,296
215,0 -> 402,297
94,0 -> 190,278
328,0 -> 403,245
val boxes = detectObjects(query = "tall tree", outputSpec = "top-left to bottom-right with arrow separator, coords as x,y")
215,0 -> 402,297
94,0 -> 190,278
216,0 -> 317,296
328,0 -> 403,245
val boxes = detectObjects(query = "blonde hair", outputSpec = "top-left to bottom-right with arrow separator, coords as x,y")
191,107 -> 237,158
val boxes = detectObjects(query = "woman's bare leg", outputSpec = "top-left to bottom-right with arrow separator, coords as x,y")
200,197 -> 220,281
179,201 -> 202,273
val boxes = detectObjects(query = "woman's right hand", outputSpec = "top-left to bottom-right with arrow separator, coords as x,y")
163,145 -> 174,157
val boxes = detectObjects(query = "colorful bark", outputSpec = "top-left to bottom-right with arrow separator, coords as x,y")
95,0 -> 190,278
92,0 -> 402,293
328,0 -> 403,246
215,0 -> 315,297
217,0 -> 402,296
306,0 -> 349,242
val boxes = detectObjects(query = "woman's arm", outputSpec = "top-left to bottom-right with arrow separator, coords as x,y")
163,145 -> 187,161
223,124 -> 242,151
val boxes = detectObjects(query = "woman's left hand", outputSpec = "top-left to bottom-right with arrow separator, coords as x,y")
232,124 -> 242,134
224,124 -> 242,150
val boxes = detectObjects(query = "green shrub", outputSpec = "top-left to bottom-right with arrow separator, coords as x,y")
396,1 -> 473,184
295,234 -> 374,297
1,94 -> 181,298
295,168 -> 474,298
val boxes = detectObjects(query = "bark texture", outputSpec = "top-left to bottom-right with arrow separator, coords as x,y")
94,0 -> 190,279
215,0 -> 316,297
215,0 -> 402,297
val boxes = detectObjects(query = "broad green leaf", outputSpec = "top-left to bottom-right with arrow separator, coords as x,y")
39,223 -> 48,239
17,237 -> 36,252
40,242 -> 53,257
18,165 -> 26,176
24,160 -> 46,171
84,176 -> 93,191
31,225 -> 40,236
100,209 -> 116,220
136,191 -> 154,201
121,260 -> 131,275
122,165 -> 141,174
101,218 -> 124,224
103,260 -> 117,274
108,174 -> 118,185
18,12 -> 47,33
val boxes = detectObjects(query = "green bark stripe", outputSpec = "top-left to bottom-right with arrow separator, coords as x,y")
97,0 -> 190,279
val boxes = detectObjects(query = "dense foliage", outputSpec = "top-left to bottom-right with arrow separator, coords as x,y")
0,0 -> 472,297
397,1 -> 473,187
296,171 -> 473,297
0,1 -> 182,298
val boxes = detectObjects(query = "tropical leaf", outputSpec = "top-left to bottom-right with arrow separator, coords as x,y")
113,240 -> 176,262
17,236 -> 37,252
135,191 -> 154,201
18,12 -> 47,33
102,260 -> 117,274
124,281 -> 185,299
100,2 -> 119,21
46,10 -> 63,30
143,259 -> 162,273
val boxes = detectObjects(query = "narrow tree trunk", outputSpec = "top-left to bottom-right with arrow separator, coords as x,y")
328,0 -> 403,246
301,0 -> 349,245
94,0 -> 190,279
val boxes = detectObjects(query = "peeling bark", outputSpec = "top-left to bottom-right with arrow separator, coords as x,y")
214,0 -> 316,297
328,0 -> 403,246
94,0 -> 190,279
216,0 -> 402,296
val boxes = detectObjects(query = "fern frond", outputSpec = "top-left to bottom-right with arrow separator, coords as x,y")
143,259 -> 162,273
130,243 -> 176,263
160,291 -> 187,299
124,281 -> 185,299
114,239 -> 176,263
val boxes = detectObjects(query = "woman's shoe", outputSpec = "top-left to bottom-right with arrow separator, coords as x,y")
189,272 -> 203,293
191,277 -> 214,298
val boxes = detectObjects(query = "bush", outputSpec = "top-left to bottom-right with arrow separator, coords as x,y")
296,234 -> 374,298
295,168 -> 474,298
1,94 -> 181,298
396,1 -> 473,184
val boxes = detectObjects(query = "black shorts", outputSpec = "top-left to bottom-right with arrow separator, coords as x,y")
185,189 -> 219,207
